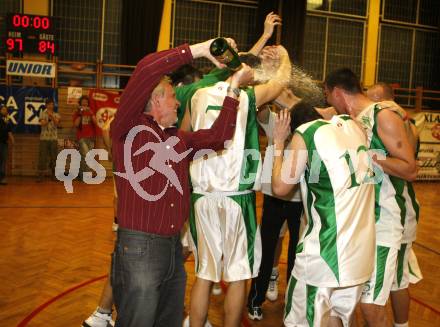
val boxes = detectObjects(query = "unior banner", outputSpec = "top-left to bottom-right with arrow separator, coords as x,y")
0,86 -> 58,133
6,60 -> 56,78
415,111 -> 440,180
88,89 -> 120,136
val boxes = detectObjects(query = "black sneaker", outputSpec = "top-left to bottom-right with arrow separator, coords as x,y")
248,306 -> 263,321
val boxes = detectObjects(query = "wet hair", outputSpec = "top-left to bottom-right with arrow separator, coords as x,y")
290,100 -> 323,132
169,64 -> 203,86
238,53 -> 261,68
324,68 -> 362,94
145,76 -> 172,112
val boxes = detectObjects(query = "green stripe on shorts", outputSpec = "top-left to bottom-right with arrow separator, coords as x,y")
284,275 -> 297,319
230,192 -> 257,274
190,193 -> 204,272
374,245 -> 390,301
396,243 -> 407,287
306,284 -> 318,327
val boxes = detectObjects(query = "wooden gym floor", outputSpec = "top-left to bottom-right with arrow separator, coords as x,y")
0,177 -> 439,326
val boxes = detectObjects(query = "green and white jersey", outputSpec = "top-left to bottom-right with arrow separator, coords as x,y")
189,81 -> 262,192
402,122 -> 420,243
293,115 -> 376,287
357,104 -> 408,248
402,178 -> 420,243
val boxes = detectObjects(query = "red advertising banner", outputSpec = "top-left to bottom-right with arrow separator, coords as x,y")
88,89 -> 120,136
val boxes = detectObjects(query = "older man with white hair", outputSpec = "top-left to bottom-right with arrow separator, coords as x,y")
110,38 -> 253,327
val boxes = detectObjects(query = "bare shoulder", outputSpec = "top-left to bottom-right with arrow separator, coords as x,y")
376,108 -> 404,131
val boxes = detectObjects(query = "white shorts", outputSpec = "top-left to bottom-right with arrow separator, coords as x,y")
361,245 -> 398,305
284,277 -> 363,327
391,243 -> 423,291
189,192 -> 262,282
408,247 -> 423,284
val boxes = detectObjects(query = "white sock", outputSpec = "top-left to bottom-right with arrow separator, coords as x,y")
394,322 -> 409,327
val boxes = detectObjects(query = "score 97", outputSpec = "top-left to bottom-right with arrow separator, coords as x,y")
6,38 -> 23,52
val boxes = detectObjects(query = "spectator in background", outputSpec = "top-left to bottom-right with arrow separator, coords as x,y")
0,105 -> 14,185
73,95 -> 96,180
37,98 -> 61,182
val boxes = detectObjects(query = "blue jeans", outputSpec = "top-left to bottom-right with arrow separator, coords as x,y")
0,143 -> 8,180
111,228 -> 186,327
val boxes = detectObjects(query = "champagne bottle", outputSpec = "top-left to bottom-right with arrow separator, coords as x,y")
209,37 -> 242,71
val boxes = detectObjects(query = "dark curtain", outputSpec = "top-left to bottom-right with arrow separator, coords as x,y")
256,0 -> 279,45
120,0 -> 164,87
434,18 -> 440,91
257,0 -> 307,65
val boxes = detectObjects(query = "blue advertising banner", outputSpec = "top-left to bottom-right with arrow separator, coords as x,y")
0,86 -> 58,133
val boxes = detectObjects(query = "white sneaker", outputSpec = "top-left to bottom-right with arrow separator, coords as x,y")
182,315 -> 212,327
82,308 -> 114,327
248,306 -> 263,321
212,283 -> 222,295
266,272 -> 279,301
183,316 -> 190,327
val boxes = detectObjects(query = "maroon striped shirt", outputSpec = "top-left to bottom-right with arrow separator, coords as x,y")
111,44 -> 239,236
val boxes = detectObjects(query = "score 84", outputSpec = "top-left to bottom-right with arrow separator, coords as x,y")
6,38 -> 55,54
38,41 -> 55,54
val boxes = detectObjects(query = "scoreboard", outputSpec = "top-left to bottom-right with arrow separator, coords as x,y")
5,13 -> 57,56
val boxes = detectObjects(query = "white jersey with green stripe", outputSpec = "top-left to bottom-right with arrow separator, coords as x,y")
357,104 -> 409,248
402,179 -> 420,243
402,123 -> 420,243
293,115 -> 376,287
189,81 -> 261,192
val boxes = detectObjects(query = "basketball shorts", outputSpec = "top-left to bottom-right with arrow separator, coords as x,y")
391,243 -> 423,291
189,191 -> 261,282
361,245 -> 398,305
284,276 -> 363,327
